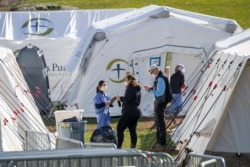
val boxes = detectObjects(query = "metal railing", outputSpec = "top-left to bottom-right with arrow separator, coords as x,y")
142,151 -> 175,167
0,148 -> 179,167
25,130 -> 51,150
56,136 -> 83,149
200,159 -> 217,167
0,148 -> 149,167
186,153 -> 226,167
83,142 -> 117,148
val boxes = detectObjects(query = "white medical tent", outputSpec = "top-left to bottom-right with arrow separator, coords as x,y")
0,46 -> 55,151
0,8 -> 132,152
0,9 -> 132,103
64,5 -> 242,117
172,29 -> 250,167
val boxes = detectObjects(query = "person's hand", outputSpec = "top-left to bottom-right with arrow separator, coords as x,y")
105,101 -> 112,106
143,85 -> 151,91
116,95 -> 120,101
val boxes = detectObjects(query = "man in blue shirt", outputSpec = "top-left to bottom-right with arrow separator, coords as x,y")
144,64 -> 172,148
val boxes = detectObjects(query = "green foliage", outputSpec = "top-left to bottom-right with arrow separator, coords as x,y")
18,0 -> 250,29
84,117 -> 175,153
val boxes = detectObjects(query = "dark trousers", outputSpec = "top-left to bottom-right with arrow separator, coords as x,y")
117,115 -> 140,148
154,101 -> 166,145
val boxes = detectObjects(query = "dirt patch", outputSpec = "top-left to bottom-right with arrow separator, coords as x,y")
84,116 -> 184,133
46,116 -> 184,133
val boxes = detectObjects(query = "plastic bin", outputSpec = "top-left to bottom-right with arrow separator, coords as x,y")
58,121 -> 87,143
54,110 -> 84,131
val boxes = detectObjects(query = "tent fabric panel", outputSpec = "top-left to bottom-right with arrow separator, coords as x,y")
16,45 -> 51,115
0,9 -> 132,40
215,29 -> 250,49
0,46 -> 55,151
213,64 -> 250,152
174,29 -> 250,166
16,46 -> 45,68
173,52 -> 245,157
206,151 -> 250,167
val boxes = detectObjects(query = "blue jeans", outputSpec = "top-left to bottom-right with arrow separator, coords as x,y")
171,94 -> 182,115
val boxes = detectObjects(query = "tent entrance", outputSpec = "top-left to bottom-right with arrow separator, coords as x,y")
130,46 -> 206,116
16,44 -> 51,116
131,45 -> 207,81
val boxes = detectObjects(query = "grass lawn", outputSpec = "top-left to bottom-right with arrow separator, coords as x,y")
45,116 -> 176,154
84,117 -> 173,150
13,0 -> 250,29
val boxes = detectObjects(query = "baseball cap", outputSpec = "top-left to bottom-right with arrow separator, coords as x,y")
148,64 -> 159,73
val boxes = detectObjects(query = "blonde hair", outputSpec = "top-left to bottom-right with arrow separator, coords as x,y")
126,74 -> 139,87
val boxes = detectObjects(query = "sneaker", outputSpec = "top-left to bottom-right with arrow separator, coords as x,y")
152,143 -> 166,149
167,128 -> 176,132
152,145 -> 166,151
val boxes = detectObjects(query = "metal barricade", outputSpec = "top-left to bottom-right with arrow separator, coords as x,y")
57,120 -> 87,143
142,151 -> 175,167
25,130 -> 51,150
56,136 -> 83,149
200,159 -> 217,167
83,142 -> 117,148
186,153 -> 226,167
0,148 -> 148,167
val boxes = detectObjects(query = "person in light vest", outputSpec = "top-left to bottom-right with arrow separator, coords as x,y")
144,64 -> 172,148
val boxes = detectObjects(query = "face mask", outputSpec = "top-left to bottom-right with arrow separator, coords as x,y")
124,82 -> 128,86
100,85 -> 108,92
151,74 -> 156,78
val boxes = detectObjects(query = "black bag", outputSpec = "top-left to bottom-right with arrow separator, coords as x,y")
62,116 -> 79,122
90,126 -> 117,145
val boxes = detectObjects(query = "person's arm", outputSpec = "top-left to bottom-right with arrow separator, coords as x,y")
180,74 -> 186,88
121,87 -> 135,104
149,77 -> 165,97
94,94 -> 106,109
95,102 -> 105,108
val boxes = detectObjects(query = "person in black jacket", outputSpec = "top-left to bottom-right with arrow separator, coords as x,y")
170,64 -> 186,125
116,74 -> 141,149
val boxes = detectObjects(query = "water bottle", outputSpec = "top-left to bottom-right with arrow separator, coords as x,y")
117,100 -> 121,107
